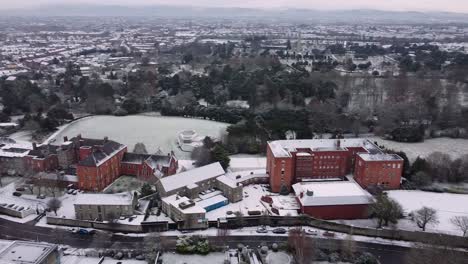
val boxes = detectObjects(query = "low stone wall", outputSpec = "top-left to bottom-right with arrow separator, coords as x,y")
224,215 -> 468,249
47,216 -> 93,228
47,216 -> 142,232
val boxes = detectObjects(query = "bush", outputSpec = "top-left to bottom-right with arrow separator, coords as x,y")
175,236 -> 211,255
354,252 -> 379,264
113,108 -> 128,116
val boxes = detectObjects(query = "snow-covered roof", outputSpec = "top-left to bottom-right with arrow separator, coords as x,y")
268,138 -> 382,158
292,181 -> 373,207
358,153 -> 402,161
216,175 -> 239,188
0,241 -> 57,264
75,192 -> 134,206
0,138 -> 33,158
162,194 -> 205,214
159,162 -> 225,193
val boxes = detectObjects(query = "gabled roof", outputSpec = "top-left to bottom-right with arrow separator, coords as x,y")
27,144 -> 58,159
158,162 -> 225,194
78,139 -> 126,167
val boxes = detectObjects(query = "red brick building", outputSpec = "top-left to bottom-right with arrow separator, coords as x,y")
24,143 -> 59,173
74,137 -> 127,191
56,135 -> 179,191
267,139 -> 403,192
292,181 -> 373,220
120,152 -> 178,182
354,153 -> 403,190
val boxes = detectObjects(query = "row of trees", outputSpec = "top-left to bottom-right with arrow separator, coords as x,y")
410,152 -> 468,187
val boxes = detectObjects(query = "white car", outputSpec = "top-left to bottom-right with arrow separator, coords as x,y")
306,229 -> 318,236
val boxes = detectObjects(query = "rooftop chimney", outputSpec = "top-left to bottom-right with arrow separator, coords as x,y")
104,136 -> 108,143
32,143 -> 37,150
63,136 -> 68,142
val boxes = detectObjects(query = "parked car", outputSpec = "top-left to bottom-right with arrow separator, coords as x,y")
323,231 -> 336,237
15,187 -> 25,192
272,228 -> 287,234
256,226 -> 268,233
75,228 -> 95,235
12,192 -> 22,197
67,228 -> 78,233
37,194 -> 46,199
67,189 -> 75,194
306,229 -> 318,236
72,190 -> 78,195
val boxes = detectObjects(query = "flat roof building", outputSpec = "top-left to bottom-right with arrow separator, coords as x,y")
292,181 -> 374,220
266,138 -> 403,192
0,241 -> 59,264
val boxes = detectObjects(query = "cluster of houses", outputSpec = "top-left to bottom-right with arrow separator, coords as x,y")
0,135 -> 178,191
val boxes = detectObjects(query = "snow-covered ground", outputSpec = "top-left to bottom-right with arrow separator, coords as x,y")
338,190 -> 468,236
369,137 -> 468,161
162,252 -> 225,264
47,115 -> 229,158
0,181 -> 48,213
103,176 -> 146,194
387,190 -> 468,235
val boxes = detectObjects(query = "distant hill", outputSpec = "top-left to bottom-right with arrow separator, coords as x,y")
2,4 -> 468,24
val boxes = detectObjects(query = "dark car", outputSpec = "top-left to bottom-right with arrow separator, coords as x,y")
323,231 -> 336,237
15,187 -> 25,192
272,228 -> 287,234
13,192 -> 22,197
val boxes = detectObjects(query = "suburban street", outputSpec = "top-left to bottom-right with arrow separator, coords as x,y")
0,217 -> 451,264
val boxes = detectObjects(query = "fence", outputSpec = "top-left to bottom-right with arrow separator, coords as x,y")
222,215 -> 468,249
47,213 -> 468,249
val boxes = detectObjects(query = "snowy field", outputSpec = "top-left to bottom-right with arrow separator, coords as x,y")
338,190 -> 468,236
369,137 -> 468,161
387,190 -> 468,235
48,115 -> 229,158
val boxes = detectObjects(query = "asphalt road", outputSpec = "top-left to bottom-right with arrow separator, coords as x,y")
0,218 -> 466,264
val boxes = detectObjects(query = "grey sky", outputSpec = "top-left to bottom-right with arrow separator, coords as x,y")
1,0 -> 468,13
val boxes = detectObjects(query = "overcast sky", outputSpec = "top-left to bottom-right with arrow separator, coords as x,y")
1,0 -> 468,13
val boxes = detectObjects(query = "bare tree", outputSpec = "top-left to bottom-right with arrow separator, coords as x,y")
234,211 -> 245,229
47,198 -> 62,216
414,207 -> 439,231
287,227 -> 315,264
216,226 -> 230,249
133,143 -> 148,154
341,231 -> 357,261
450,216 -> 468,237
259,211 -> 271,227
427,152 -> 452,182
